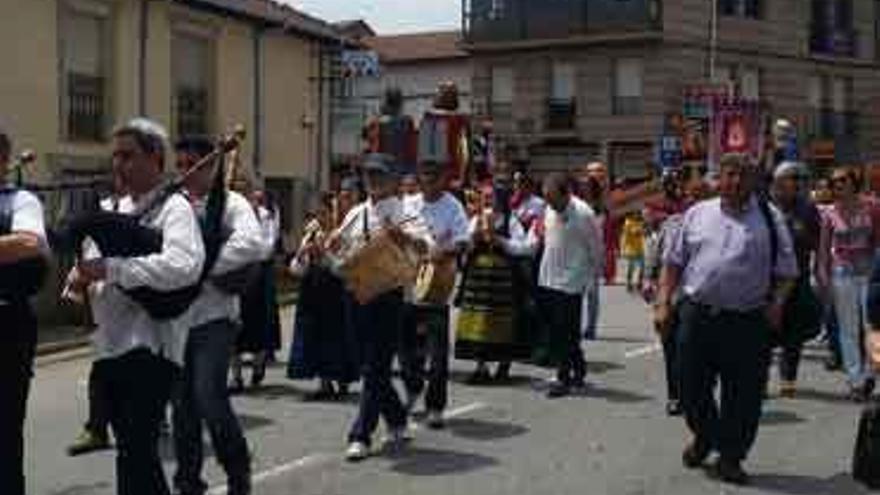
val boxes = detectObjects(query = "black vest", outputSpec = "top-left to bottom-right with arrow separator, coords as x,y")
0,189 -> 47,302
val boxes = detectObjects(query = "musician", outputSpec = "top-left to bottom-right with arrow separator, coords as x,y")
67,162 -> 128,457
67,118 -> 205,495
170,136 -> 263,495
456,160 -> 533,384
326,154 -> 433,461
399,159 -> 470,429
287,193 -> 360,400
0,128 -> 48,495
233,187 -> 281,390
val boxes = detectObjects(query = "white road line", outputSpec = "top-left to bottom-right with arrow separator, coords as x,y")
623,343 -> 662,359
206,401 -> 488,494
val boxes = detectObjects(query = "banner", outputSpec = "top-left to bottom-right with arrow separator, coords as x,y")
708,98 -> 765,173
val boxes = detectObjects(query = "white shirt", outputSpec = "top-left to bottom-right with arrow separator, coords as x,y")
471,211 -> 531,258
404,192 -> 471,255
87,192 -> 205,366
256,206 -> 280,260
181,191 -> 264,330
0,189 -> 48,304
531,196 -> 602,295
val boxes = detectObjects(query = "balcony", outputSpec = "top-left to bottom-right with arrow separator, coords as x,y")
462,0 -> 662,46
806,110 -> 859,139
546,99 -> 577,131
809,25 -> 858,58
66,72 -> 105,142
613,96 -> 643,116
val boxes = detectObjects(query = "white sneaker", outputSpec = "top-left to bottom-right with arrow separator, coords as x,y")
426,410 -> 445,430
345,441 -> 370,462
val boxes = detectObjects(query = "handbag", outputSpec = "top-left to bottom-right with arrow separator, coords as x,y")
853,400 -> 880,489
781,281 -> 823,345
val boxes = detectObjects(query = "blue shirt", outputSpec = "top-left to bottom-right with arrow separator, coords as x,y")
664,196 -> 798,311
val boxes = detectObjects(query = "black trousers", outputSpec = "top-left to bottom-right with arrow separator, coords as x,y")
0,302 -> 36,495
662,322 -> 681,402
677,300 -> 771,462
399,305 -> 450,413
541,288 -> 586,385
86,358 -> 112,435
105,349 -> 178,495
348,290 -> 408,446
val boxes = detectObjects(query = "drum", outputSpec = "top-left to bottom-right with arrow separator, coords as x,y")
413,258 -> 457,306
339,230 -> 420,305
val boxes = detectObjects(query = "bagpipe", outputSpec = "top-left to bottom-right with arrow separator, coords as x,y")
54,130 -> 244,320
0,150 -> 48,302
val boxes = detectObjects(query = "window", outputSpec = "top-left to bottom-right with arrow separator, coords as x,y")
490,0 -> 506,20
490,66 -> 514,116
831,76 -> 852,112
835,0 -> 853,31
59,3 -> 110,142
548,61 -> 576,130
613,58 -> 643,115
718,0 -> 762,19
739,67 -> 761,100
172,31 -> 214,137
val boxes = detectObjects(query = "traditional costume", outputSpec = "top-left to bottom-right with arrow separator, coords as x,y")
418,82 -> 471,187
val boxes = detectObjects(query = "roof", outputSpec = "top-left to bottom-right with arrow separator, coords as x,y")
364,31 -> 467,64
333,19 -> 377,39
180,0 -> 352,44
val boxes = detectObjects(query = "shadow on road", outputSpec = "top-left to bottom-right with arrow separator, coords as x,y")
790,387 -> 855,406
586,360 -> 626,375
596,334 -> 654,344
446,418 -> 529,441
752,472 -> 870,495
385,446 -> 498,476
760,410 -> 808,426
576,384 -> 654,404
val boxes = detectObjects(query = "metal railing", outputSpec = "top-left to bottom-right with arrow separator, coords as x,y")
463,0 -> 662,44
546,99 -> 577,130
67,72 -> 105,142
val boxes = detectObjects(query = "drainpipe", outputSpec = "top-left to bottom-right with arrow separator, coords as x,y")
252,25 -> 263,177
315,41 -> 325,191
138,0 -> 149,115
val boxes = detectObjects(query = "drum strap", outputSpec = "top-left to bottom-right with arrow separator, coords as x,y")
362,208 -> 370,242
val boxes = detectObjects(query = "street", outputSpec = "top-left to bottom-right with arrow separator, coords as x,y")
26,287 -> 873,495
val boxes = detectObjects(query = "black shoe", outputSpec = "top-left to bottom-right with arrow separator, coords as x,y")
712,459 -> 750,486
824,355 -> 842,371
251,366 -> 266,388
466,367 -> 492,385
67,429 -> 112,457
546,382 -> 570,399
494,363 -> 511,382
682,440 -> 711,469
666,400 -> 683,417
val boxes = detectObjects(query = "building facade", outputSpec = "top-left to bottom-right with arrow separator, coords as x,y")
0,0 -> 345,323
463,0 -> 880,179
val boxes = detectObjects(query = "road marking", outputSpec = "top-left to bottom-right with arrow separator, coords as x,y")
206,401 -> 488,494
624,343 -> 662,359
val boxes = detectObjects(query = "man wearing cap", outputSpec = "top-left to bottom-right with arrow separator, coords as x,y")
0,128 -> 49,495
326,154 -> 434,461
655,153 -> 798,485
67,119 -> 205,495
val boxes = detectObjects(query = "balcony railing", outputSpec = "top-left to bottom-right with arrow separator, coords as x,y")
463,0 -> 662,44
546,99 -> 577,131
176,86 -> 210,137
809,25 -> 858,57
613,96 -> 642,116
67,72 -> 105,142
806,110 -> 859,139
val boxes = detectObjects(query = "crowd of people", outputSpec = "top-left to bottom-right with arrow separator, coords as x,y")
4,113 -> 880,495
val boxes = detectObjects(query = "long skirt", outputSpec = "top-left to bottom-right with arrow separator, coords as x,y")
455,251 -> 531,362
286,266 -> 360,384
238,260 -> 279,354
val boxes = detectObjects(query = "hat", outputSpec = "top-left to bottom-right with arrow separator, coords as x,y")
774,161 -> 805,180
362,154 -> 393,175
340,175 -> 361,192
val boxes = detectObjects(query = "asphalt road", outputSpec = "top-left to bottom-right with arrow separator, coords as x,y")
26,287 -> 876,495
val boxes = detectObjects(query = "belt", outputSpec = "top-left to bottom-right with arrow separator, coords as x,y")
683,297 -> 763,318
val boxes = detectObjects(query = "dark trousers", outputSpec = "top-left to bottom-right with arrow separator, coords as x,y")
777,344 -> 802,383
173,320 -> 251,495
349,290 -> 408,446
662,322 -> 681,402
400,305 -> 450,413
0,303 -> 36,495
86,358 -> 112,436
677,300 -> 771,462
105,349 -> 177,495
541,288 -> 586,385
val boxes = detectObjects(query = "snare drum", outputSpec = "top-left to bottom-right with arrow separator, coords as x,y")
339,230 -> 420,305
